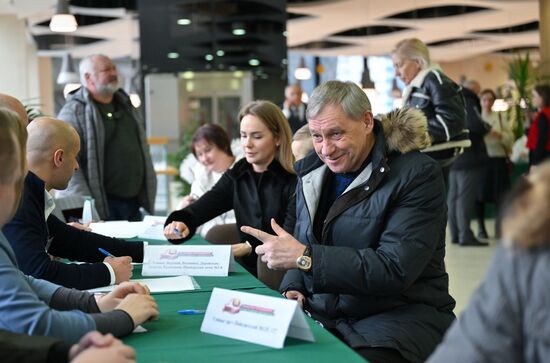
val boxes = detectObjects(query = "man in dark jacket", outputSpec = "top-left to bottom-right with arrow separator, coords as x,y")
2,117 -> 144,289
57,54 -> 156,221
242,81 -> 455,363
447,80 -> 491,247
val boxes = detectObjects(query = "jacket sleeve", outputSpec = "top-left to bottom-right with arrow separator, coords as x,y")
0,248 -> 96,344
533,113 -> 549,165
0,330 -> 71,363
426,247 -> 526,363
165,171 -> 235,244
309,160 -> 446,295
424,71 -> 466,143
57,101 -> 93,198
282,178 -> 297,235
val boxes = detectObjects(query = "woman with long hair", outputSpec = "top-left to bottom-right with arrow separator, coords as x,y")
164,100 -> 296,288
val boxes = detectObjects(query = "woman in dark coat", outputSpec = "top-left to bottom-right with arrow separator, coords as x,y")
164,100 -> 296,288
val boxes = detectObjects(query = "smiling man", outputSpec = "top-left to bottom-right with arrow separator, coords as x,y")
241,81 -> 455,363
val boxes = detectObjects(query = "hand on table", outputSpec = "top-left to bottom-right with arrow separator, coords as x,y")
70,332 -> 136,363
115,293 -> 159,327
68,221 -> 92,231
284,290 -> 306,308
164,221 -> 190,240
240,218 -> 306,270
97,281 -> 150,312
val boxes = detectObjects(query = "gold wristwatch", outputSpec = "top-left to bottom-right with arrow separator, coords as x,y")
296,245 -> 312,271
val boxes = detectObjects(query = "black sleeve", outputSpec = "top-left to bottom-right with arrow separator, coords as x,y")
0,330 -> 69,363
425,72 -> 466,143
165,171 -> 235,244
3,193 -> 111,289
532,113 -> 549,165
47,216 -> 144,263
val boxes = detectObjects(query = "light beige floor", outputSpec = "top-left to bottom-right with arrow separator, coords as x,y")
445,219 -> 497,315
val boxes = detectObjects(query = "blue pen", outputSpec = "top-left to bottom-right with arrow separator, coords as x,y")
177,309 -> 205,315
98,248 -> 115,258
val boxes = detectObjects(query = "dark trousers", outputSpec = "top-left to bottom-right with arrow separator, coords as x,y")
327,328 -> 411,363
447,167 -> 482,244
106,194 -> 142,221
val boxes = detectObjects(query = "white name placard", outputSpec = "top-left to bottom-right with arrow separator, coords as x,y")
200,288 -> 315,349
142,245 -> 234,276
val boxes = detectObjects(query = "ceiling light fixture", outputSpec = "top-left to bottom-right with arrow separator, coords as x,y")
248,58 -> 260,66
361,57 -> 375,91
177,18 -> 191,25
232,22 -> 246,36
294,56 -> 311,80
49,0 -> 78,33
57,52 -> 79,84
167,51 -> 180,59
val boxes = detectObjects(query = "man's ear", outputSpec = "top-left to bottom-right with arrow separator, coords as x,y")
52,149 -> 64,168
363,111 -> 374,131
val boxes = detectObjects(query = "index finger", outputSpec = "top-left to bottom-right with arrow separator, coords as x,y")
240,225 -> 275,243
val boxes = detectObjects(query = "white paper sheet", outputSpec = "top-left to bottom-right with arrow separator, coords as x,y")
88,275 -> 195,293
89,221 -> 148,238
137,215 -> 168,240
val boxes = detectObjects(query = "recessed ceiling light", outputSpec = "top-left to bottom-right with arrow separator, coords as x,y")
177,18 -> 191,25
205,54 -> 214,61
216,50 -> 225,57
167,52 -> 179,59
248,58 -> 260,66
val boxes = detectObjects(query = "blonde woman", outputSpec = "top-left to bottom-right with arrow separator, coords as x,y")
164,101 -> 296,285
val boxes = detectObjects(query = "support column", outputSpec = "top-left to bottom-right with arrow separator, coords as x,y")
0,15 -> 45,103
539,0 -> 550,78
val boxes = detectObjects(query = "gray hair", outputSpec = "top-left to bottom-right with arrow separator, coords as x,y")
79,54 -> 109,85
306,81 -> 371,121
391,38 -> 430,70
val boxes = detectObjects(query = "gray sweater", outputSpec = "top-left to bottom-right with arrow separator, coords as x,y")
0,233 -> 132,343
428,245 -> 550,363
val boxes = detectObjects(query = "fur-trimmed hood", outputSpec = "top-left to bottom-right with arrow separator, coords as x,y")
378,107 -> 431,154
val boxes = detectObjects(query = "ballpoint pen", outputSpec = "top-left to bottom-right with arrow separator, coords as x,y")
98,247 -> 115,258
177,309 -> 205,315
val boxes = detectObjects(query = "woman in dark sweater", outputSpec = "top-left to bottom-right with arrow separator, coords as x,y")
164,101 -> 296,288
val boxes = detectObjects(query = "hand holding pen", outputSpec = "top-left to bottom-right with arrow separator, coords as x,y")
99,248 -> 133,284
163,221 -> 190,240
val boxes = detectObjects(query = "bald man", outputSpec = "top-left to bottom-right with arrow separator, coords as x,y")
0,93 -> 28,126
2,117 -> 146,289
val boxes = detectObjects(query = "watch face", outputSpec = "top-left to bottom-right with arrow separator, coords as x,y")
297,256 -> 312,270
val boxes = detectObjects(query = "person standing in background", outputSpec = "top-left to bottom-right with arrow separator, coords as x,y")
282,84 -> 308,134
447,81 -> 491,247
476,89 -> 513,239
526,84 -> 550,168
57,54 -> 156,221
